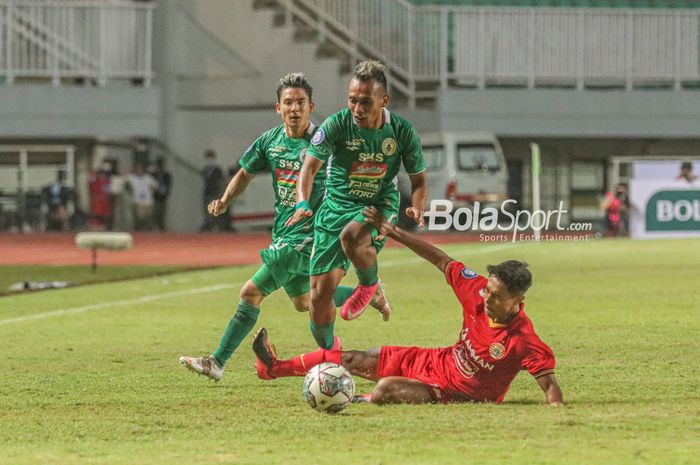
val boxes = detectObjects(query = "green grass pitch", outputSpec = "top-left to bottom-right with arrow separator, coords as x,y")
1,238 -> 698,465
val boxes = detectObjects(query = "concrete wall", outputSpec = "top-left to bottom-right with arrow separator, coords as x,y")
153,0 -> 355,231
0,86 -> 160,138
438,89 -> 700,137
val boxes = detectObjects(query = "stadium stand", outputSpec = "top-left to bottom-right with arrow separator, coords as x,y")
2,0 -> 699,232
408,0 -> 700,7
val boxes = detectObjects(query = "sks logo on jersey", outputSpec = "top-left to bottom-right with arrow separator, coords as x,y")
461,267 -> 478,279
311,127 -> 325,146
489,342 -> 506,360
349,162 -> 387,180
358,152 -> 385,163
345,139 -> 364,151
381,138 -> 397,156
276,168 -> 298,189
278,159 -> 302,171
453,328 -> 494,378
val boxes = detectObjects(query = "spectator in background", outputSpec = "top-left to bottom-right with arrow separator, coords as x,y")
127,162 -> 158,231
109,159 -> 132,231
41,171 -> 74,231
600,182 -> 628,237
151,157 -> 172,231
89,160 -> 113,230
200,149 -> 228,231
675,161 -> 697,183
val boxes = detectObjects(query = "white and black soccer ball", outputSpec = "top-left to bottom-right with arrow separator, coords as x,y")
303,362 -> 355,414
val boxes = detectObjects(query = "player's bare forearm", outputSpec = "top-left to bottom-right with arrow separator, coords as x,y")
296,156 -> 323,203
209,168 -> 255,216
406,171 -> 428,227
363,207 -> 452,272
536,374 -> 564,407
220,168 -> 254,206
285,157 -> 323,226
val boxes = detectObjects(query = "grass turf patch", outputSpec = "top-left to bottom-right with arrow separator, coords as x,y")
0,238 -> 698,465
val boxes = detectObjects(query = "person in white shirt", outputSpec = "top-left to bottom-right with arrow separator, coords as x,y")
127,162 -> 158,231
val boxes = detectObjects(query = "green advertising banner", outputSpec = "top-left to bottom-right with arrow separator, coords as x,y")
630,180 -> 700,239
645,190 -> 700,231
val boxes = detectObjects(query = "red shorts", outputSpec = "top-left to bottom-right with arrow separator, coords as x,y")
378,346 -> 474,403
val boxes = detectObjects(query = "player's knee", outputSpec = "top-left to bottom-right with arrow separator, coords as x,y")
291,296 -> 309,312
339,227 -> 355,249
310,286 -> 333,309
294,303 -> 309,312
340,223 -> 365,250
372,378 -> 399,405
240,280 -> 264,306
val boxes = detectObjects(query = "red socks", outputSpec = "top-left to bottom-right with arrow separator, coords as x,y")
270,348 -> 342,377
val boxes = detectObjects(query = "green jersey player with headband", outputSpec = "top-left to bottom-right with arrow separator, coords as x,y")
284,60 -> 428,351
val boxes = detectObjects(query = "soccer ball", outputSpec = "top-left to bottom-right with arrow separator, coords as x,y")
302,362 -> 355,414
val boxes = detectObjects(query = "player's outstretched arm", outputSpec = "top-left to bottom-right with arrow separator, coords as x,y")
363,206 -> 453,272
536,373 -> 564,407
286,155 -> 324,226
209,168 -> 255,216
405,171 -> 428,227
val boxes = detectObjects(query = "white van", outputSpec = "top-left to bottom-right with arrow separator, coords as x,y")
418,132 -> 508,208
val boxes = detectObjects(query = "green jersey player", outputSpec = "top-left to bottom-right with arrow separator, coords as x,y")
286,61 -> 428,350
179,73 -> 389,381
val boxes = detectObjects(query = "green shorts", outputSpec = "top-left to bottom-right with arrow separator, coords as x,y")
309,200 -> 399,275
251,240 -> 311,298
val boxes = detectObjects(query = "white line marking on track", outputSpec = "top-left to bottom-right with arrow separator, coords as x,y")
0,284 -> 235,326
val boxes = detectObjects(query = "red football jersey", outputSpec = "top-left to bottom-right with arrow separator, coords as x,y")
437,260 -> 556,402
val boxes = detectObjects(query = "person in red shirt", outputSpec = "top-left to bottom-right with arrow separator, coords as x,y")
89,162 -> 113,230
252,206 -> 564,406
600,183 -> 628,237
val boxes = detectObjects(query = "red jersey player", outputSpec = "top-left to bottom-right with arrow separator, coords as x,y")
252,206 -> 564,406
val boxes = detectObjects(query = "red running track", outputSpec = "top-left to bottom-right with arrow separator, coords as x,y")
0,232 -> 481,267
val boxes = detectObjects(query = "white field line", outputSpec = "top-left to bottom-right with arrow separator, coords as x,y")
0,243 -> 515,326
0,284 -> 235,326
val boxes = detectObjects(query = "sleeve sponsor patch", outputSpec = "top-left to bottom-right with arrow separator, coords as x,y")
461,267 -> 478,279
311,127 -> 325,146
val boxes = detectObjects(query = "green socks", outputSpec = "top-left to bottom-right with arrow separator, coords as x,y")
356,262 -> 378,286
310,321 -> 335,349
212,300 -> 260,366
333,286 -> 355,307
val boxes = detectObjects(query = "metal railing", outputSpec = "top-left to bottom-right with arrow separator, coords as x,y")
446,7 -> 699,90
0,0 -> 153,86
276,1 -> 700,106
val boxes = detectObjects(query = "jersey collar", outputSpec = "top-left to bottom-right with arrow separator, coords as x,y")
306,122 -> 317,135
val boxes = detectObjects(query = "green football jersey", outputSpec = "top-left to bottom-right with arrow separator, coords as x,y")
239,123 -> 325,247
307,108 -> 426,207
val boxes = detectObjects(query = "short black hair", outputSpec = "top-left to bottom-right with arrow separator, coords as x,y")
681,161 -> 692,170
486,260 -> 532,296
276,72 -> 313,102
352,60 -> 388,93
